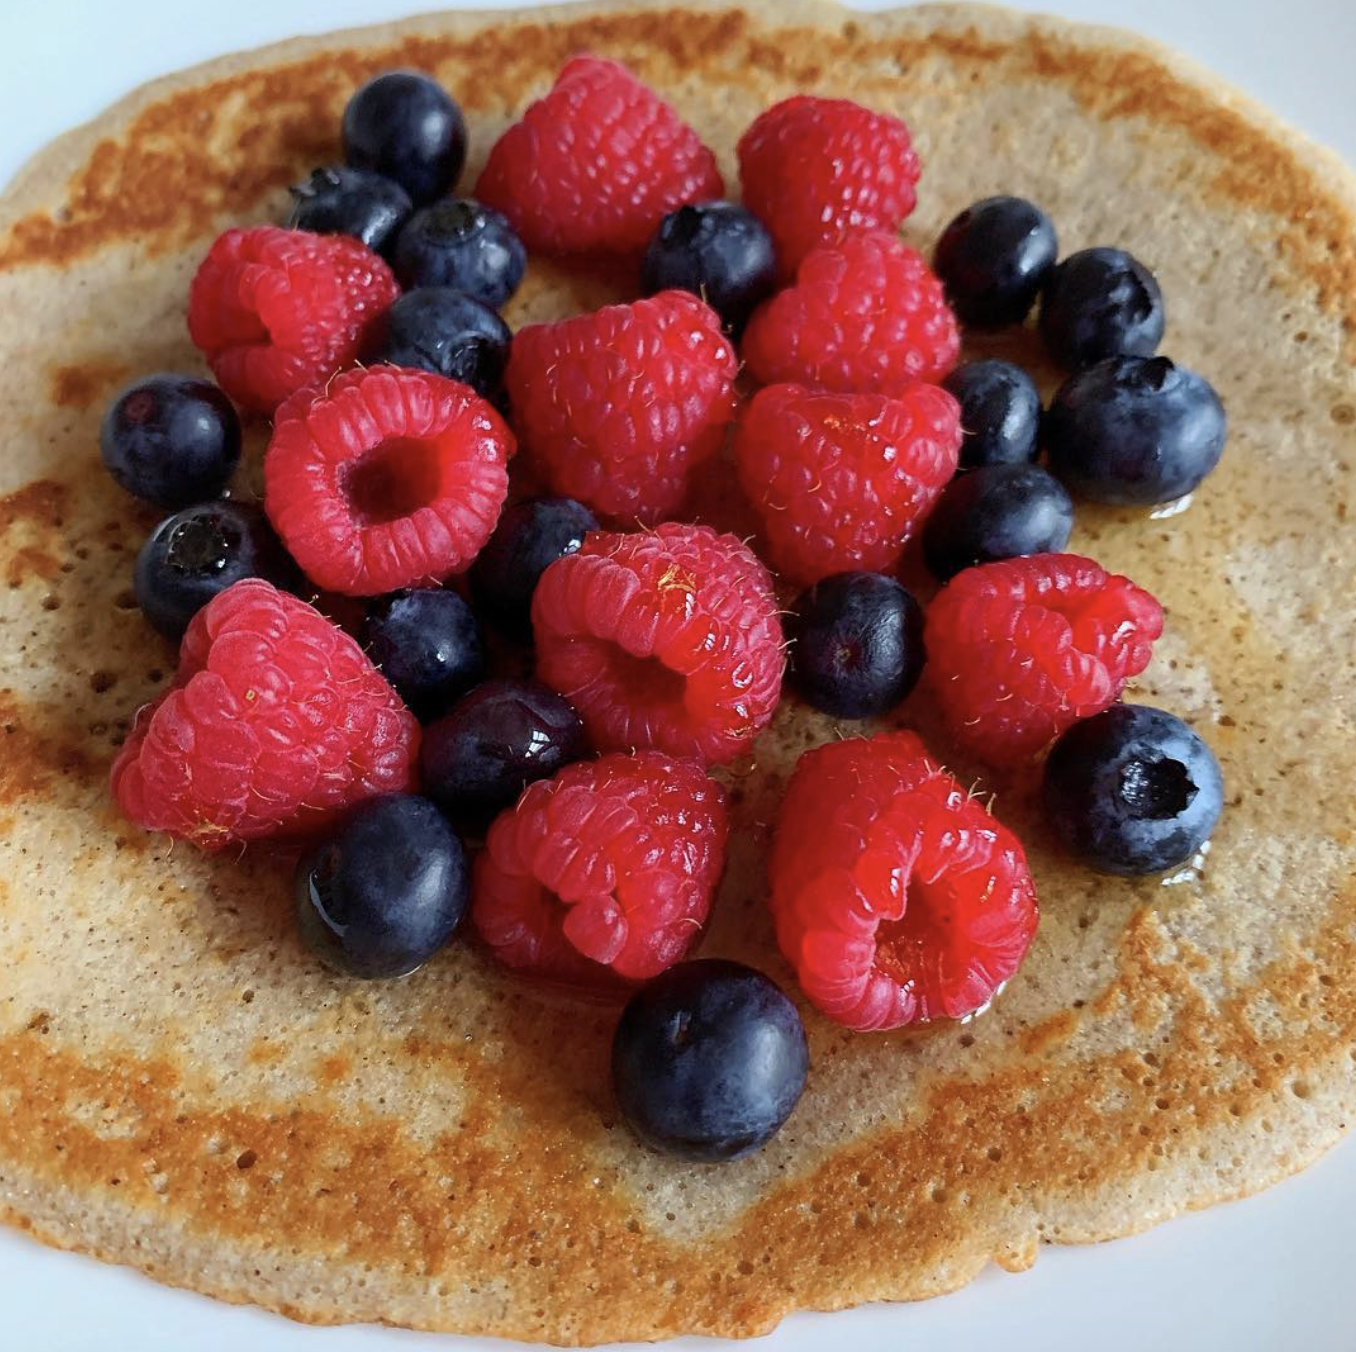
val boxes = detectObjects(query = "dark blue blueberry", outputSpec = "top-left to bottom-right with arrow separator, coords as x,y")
1044,355 -> 1227,505
1043,705 -> 1224,876
296,794 -> 469,978
134,501 -> 296,640
100,374 -> 240,508
786,572 -> 924,720
342,70 -> 466,206
941,360 -> 1042,470
360,588 -> 484,721
1039,246 -> 1165,368
933,196 -> 1058,328
370,288 -> 511,401
469,497 -> 599,636
392,199 -> 526,307
287,165 -> 412,256
420,679 -> 587,828
611,959 -> 809,1162
640,202 -> 777,333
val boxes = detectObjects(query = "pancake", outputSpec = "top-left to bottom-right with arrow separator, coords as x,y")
1,0 -> 1354,1342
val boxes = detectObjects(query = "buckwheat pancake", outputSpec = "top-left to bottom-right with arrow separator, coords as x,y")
1,0 -> 1354,1342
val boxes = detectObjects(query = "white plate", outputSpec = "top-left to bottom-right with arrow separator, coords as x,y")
2,2 -> 1353,1349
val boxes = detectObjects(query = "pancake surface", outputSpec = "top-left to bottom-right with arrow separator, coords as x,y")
1,1 -> 1355,1341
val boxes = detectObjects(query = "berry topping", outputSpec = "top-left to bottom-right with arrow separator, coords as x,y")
187,225 -> 399,414
1043,704 -> 1225,876
476,56 -> 722,258
733,381 -> 960,585
941,359 -> 1042,470
612,959 -> 808,1161
287,165 -> 412,256
100,374 -> 240,508
1039,246 -> 1165,368
505,291 -> 737,523
770,730 -> 1039,1030
926,553 -> 1163,764
110,579 -> 419,850
370,287 -> 511,401
391,198 -> 526,307
786,572 -> 924,719
264,366 -> 512,597
742,230 -> 960,396
933,196 -> 1058,328
532,523 -> 784,765
737,95 -> 919,275
472,752 -> 728,983
360,588 -> 485,721
1044,355 -> 1228,505
296,794 -> 468,978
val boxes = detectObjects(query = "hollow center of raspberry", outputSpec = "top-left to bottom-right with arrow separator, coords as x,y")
596,645 -> 690,716
872,894 -> 950,989
342,437 -> 442,526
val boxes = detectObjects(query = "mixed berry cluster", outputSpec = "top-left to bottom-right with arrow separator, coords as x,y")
100,62 -> 1227,1162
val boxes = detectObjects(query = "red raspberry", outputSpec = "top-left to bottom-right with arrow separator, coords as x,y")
111,579 -> 419,850
738,96 -> 920,275
733,381 -> 960,585
770,730 -> 1039,1030
264,365 -> 512,597
505,292 -> 737,523
475,55 -> 723,258
742,230 -> 960,396
472,752 -> 728,983
532,523 -> 784,765
926,553 -> 1164,764
187,226 -> 399,414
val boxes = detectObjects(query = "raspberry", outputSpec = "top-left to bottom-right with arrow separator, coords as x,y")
187,226 -> 399,414
734,381 -> 960,585
737,96 -> 920,274
472,752 -> 728,983
742,230 -> 959,396
475,56 -> 723,258
926,553 -> 1164,764
770,730 -> 1039,1029
505,292 -> 737,523
532,523 -> 784,765
111,579 -> 419,850
264,366 -> 512,597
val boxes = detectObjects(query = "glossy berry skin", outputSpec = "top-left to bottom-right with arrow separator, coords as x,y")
1043,705 -> 1224,875
922,463 -> 1074,581
100,375 -> 240,508
1039,247 -> 1165,368
932,196 -> 1057,328
1044,356 -> 1228,505
296,794 -> 469,978
342,70 -> 467,206
611,959 -> 808,1162
786,572 -> 924,719
468,497 -> 599,637
391,199 -> 526,307
640,201 -> 776,333
288,165 -> 412,256
371,288 -> 511,401
941,360 -> 1042,470
420,678 -> 586,828
360,588 -> 485,721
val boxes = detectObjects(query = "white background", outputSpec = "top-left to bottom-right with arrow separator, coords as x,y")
2,3 -> 1354,1350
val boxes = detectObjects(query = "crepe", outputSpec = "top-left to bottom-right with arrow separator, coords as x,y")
1,0 -> 1354,1342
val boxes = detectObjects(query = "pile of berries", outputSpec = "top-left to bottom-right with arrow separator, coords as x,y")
101,61 -> 1227,1163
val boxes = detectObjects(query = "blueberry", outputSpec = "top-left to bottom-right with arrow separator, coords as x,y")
287,165 -> 412,256
342,70 -> 466,206
134,501 -> 296,640
1039,246 -> 1165,368
1044,355 -> 1227,505
360,588 -> 484,721
640,202 -> 777,332
933,196 -> 1058,328
296,794 -> 469,978
100,374 -> 240,509
941,360 -> 1042,470
786,572 -> 924,720
392,199 -> 526,307
469,498 -> 599,636
1043,705 -> 1224,876
420,679 -> 587,828
370,288 -> 511,401
612,959 -> 808,1162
